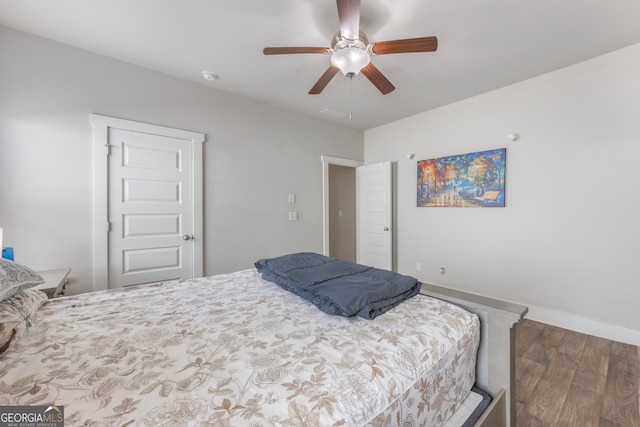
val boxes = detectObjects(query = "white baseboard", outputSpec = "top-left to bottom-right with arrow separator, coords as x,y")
525,305 -> 640,346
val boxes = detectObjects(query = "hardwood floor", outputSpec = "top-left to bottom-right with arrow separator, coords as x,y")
515,319 -> 640,427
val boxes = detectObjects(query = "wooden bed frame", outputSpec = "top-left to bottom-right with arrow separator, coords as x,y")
419,284 -> 528,427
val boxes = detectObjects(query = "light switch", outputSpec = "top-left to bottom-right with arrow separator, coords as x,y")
288,211 -> 298,221
288,193 -> 295,203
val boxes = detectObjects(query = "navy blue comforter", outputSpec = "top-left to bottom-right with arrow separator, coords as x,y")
255,252 -> 421,319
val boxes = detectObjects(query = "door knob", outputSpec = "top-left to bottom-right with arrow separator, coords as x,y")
384,227 -> 389,231
182,235 -> 192,241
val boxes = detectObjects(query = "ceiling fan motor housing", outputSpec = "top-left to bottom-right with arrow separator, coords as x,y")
331,31 -> 371,76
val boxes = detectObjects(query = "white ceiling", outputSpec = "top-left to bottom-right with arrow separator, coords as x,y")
2,0 -> 640,130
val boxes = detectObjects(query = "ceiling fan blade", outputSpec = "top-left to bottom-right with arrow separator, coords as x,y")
370,36 -> 438,55
337,0 -> 361,42
309,66 -> 340,94
361,63 -> 395,95
263,47 -> 331,55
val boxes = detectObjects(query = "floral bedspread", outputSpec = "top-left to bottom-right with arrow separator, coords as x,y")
0,268 -> 479,426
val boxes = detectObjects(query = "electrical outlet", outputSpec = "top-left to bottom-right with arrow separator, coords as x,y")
439,266 -> 446,275
288,211 -> 298,221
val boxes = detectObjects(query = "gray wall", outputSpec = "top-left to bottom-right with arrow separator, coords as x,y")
0,26 -> 363,294
365,43 -> 640,344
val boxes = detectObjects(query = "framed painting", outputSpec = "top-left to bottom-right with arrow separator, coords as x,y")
417,148 -> 506,207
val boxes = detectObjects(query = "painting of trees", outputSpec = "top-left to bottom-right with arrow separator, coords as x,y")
417,148 -> 506,207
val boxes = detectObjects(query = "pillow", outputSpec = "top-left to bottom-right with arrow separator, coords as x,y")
7,288 -> 49,319
0,258 -> 44,301
0,288 -> 48,354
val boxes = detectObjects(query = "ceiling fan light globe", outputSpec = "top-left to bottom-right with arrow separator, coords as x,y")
331,47 -> 370,76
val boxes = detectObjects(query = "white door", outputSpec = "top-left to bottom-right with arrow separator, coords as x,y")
92,115 -> 204,290
356,161 -> 392,269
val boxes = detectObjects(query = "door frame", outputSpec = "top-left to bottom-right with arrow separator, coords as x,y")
91,114 -> 205,291
321,156 -> 363,257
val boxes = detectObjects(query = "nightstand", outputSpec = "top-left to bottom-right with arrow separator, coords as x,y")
34,268 -> 71,298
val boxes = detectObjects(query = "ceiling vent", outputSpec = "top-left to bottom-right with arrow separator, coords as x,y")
320,108 -> 348,119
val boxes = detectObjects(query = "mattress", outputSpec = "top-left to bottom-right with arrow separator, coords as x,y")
0,268 -> 480,426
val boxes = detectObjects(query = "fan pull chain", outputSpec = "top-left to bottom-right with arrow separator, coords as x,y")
348,74 -> 353,121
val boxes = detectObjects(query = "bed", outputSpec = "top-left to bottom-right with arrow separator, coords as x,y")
0,254 -> 523,426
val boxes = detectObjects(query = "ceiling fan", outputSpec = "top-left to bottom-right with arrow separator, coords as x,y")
263,0 -> 438,95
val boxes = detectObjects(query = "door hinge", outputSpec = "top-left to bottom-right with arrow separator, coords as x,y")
106,221 -> 111,232
104,144 -> 112,155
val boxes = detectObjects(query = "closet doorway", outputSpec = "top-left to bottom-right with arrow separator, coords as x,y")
321,156 -> 393,269
328,164 -> 357,262
322,156 -> 361,263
